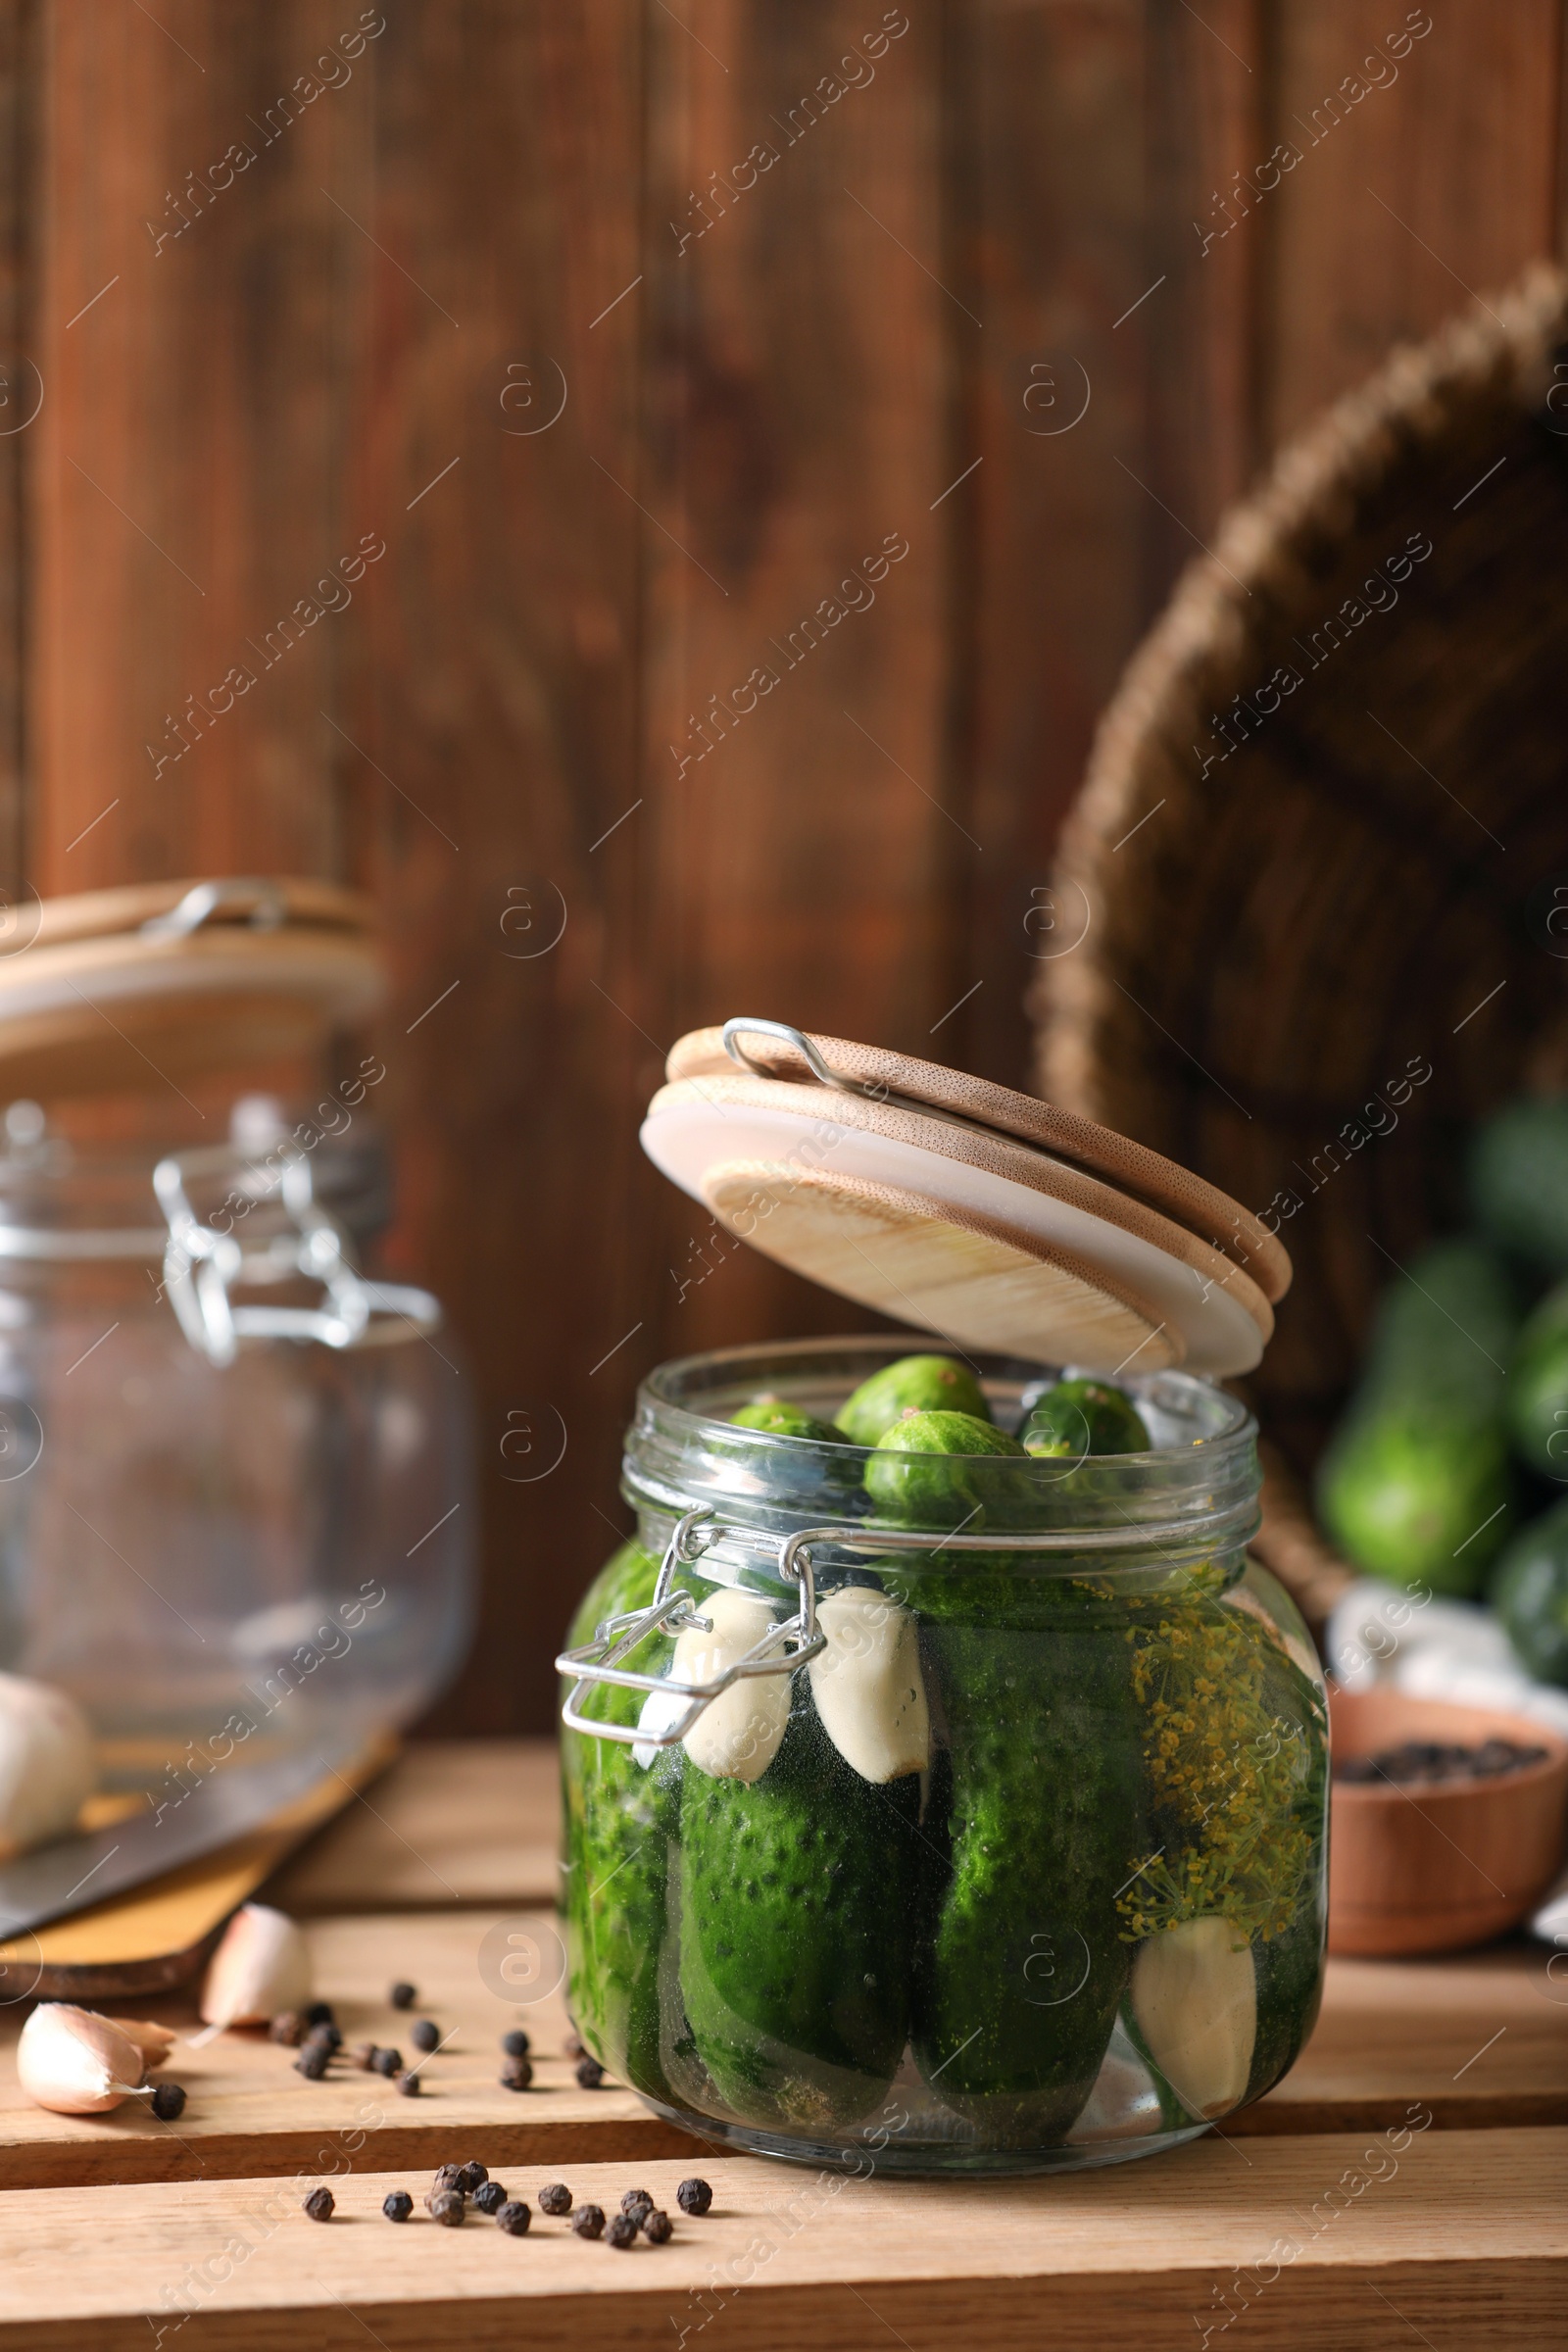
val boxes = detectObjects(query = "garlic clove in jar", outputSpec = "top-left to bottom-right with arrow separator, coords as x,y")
808,1586 -> 930,1783
675,1588 -> 790,1784
17,2003 -> 151,2115
0,1673 -> 95,1861
199,1902 -> 313,2029
1129,1915 -> 1256,2119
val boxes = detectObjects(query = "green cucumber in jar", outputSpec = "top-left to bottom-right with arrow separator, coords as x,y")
678,1678 -> 920,2132
909,1582 -> 1142,2143
1119,1580 -> 1327,2121
560,1541 -> 681,2105
864,1413 -> 1143,2143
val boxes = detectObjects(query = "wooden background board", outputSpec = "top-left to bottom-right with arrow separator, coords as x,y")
2,1 -> 1565,1730
0,2135 -> 1561,2349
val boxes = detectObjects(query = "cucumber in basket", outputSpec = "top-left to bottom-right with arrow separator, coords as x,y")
560,1542 -> 682,2105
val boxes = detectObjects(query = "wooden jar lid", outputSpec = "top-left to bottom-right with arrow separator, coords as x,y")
646,1020 -> 1292,1377
0,878 -> 385,1099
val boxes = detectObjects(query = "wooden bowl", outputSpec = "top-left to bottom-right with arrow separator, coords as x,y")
1328,1687 -> 1568,1957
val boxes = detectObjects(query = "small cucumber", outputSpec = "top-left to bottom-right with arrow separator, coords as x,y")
679,1695 -> 920,2130
1021,1377 -> 1150,1458
838,1354 -> 992,1446
560,1542 -> 681,2104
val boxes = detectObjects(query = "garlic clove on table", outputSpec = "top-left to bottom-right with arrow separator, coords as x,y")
199,1902 -> 313,2029
0,1673 -> 95,1861
17,2003 -> 154,2115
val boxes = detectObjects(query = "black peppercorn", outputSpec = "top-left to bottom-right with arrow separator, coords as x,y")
389,1981 -> 416,2010
495,2200 -> 530,2237
430,2189 -> 465,2228
642,2210 -> 673,2245
501,2028 -> 530,2059
303,2187 -> 334,2223
574,2056 -> 605,2089
350,2041 -> 377,2072
294,2042 -> 331,2081
431,2165 -> 464,2193
410,2019 -> 440,2054
620,2189 -> 653,2220
571,2204 -> 605,2239
270,2011 -> 306,2047
563,2032 -> 584,2059
305,2023 -> 342,2054
537,2181 -> 572,2217
383,2189 -> 414,2223
150,2082 -> 187,2122
676,2179 -> 712,2217
455,2161 -> 488,2194
304,2002 -> 335,2030
370,2045 -> 402,2078
394,2069 -> 422,2097
605,2214 -> 638,2249
500,2057 -> 532,2091
473,2180 -> 506,2216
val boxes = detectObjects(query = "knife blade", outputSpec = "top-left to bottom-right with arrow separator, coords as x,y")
0,1738 -> 366,1941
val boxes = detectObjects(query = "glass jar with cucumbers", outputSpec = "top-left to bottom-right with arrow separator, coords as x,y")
558,1023 -> 1327,2175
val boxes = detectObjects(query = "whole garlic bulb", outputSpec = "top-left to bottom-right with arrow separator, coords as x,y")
0,1672 -> 94,1860
200,1902 -> 313,2029
17,2003 -> 174,2114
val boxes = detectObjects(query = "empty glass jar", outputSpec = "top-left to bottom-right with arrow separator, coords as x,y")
560,1337 -> 1328,2176
0,1090 -> 473,1786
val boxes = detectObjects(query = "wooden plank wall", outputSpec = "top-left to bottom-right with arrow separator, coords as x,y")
8,0 -> 1566,1732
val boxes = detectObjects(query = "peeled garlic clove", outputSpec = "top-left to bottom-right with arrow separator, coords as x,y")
199,1902 -> 313,2028
18,2003 -> 147,2114
1130,1915 -> 1256,2119
675,1588 -> 790,1783
0,1673 -> 95,1861
808,1587 -> 929,1782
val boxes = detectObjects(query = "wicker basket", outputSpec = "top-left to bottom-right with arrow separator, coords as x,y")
1033,263 -> 1568,1612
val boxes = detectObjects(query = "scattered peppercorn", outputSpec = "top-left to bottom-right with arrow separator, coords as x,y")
430,2189 -> 466,2228
294,2043 -> 331,2081
371,2046 -> 402,2078
410,2019 -> 440,2054
570,2204 -> 605,2239
456,2161 -> 488,2194
501,2028 -> 530,2059
676,2179 -> 712,2217
150,2082 -> 187,2122
305,2023 -> 342,2054
605,2215 -> 638,2249
537,2182 -> 572,2217
500,2057 -> 533,2091
563,2032 -> 584,2059
432,2166 -> 464,2193
473,2180 -> 506,2216
574,2056 -> 605,2089
270,2011 -> 306,2047
304,2002 -> 335,2029
642,2210 -> 673,2245
495,2200 -> 530,2237
383,2190 -> 414,2223
350,2041 -> 378,2072
394,2070 -> 422,2097
620,2189 -> 654,2220
389,1981 -> 416,2010
303,2187 -> 335,2224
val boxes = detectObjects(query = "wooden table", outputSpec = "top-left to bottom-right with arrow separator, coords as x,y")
1,1741 -> 1562,2348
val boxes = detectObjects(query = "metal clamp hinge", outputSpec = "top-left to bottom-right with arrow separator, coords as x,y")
555,1509 -> 826,1747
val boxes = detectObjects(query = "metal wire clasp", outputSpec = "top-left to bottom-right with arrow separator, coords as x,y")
555,1510 -> 826,1747
153,1147 -> 442,1368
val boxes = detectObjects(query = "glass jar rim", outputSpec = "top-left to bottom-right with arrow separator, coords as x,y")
622,1335 -> 1260,1581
